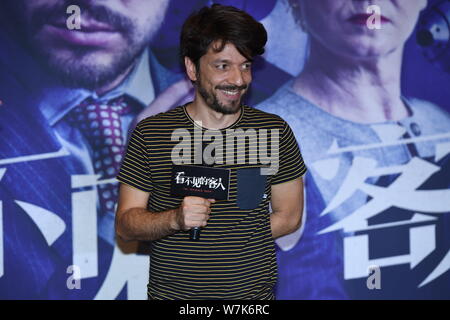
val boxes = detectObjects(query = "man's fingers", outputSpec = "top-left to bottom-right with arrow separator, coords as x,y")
187,213 -> 210,222
179,197 -> 214,230
182,204 -> 211,214
185,213 -> 210,229
184,196 -> 215,207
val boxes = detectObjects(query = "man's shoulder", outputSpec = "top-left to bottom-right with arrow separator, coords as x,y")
136,105 -> 186,129
242,105 -> 286,129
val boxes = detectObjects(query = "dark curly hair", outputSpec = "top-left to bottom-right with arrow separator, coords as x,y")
180,4 -> 267,70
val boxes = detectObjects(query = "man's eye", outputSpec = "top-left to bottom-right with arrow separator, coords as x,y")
242,63 -> 252,70
216,64 -> 227,70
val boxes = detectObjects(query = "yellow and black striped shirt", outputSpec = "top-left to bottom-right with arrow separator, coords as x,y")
117,105 -> 307,299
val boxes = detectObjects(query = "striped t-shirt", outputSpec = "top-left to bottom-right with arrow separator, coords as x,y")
117,105 -> 307,299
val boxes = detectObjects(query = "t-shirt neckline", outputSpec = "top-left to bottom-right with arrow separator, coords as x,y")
182,103 -> 245,131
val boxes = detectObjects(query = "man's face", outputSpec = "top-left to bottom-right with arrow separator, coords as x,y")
12,0 -> 169,89
188,42 -> 252,115
297,0 -> 427,59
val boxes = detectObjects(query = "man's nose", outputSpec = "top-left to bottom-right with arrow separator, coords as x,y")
228,66 -> 245,86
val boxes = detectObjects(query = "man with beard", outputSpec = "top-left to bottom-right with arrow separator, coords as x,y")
0,0 -> 180,299
115,4 -> 307,299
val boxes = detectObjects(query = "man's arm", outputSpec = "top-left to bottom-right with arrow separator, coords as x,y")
270,177 -> 304,239
115,183 -> 213,241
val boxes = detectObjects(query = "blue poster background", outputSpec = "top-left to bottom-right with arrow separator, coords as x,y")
0,0 -> 449,299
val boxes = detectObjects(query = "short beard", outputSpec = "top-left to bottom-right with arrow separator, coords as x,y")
35,44 -> 146,90
197,78 -> 247,115
24,0 -> 151,90
198,86 -> 240,115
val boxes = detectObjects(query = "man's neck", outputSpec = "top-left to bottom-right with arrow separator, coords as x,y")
293,40 -> 410,124
186,95 -> 242,130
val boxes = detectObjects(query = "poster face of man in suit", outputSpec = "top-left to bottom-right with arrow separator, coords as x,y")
0,0 -> 173,300
7,0 -> 169,92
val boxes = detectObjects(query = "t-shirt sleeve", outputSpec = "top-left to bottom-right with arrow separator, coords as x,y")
117,124 -> 152,192
270,120 -> 307,185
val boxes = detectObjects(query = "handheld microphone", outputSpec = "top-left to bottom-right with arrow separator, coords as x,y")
190,227 -> 201,241
171,164 -> 230,242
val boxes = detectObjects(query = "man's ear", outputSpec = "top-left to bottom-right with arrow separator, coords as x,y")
184,57 -> 198,82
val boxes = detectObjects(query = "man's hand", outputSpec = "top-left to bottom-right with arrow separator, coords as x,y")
174,196 -> 215,231
115,185 -> 215,241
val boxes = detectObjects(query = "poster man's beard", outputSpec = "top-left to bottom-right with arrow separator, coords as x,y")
36,45 -> 146,90
26,0 -> 149,90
